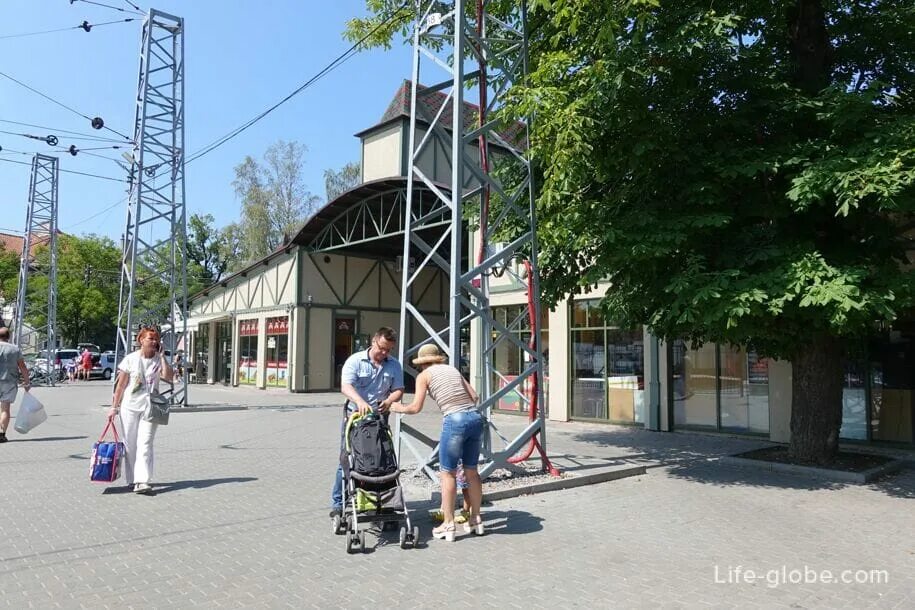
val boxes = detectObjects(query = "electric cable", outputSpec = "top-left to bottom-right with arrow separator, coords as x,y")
0,156 -> 126,182
186,0 -> 412,165
0,119 -> 127,143
0,69 -> 133,142
63,197 -> 128,230
70,0 -> 144,16
0,18 -> 137,40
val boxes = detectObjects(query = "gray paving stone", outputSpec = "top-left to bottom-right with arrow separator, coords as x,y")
0,382 -> 912,608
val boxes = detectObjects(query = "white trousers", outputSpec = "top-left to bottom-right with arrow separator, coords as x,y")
118,409 -> 158,485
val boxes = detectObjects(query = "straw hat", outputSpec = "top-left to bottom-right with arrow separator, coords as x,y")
412,343 -> 447,366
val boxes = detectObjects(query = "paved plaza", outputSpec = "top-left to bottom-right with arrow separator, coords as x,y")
0,382 -> 912,608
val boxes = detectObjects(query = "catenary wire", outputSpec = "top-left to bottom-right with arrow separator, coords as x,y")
0,156 -> 126,183
0,18 -> 137,40
0,69 -> 133,142
0,119 -> 128,143
71,0 -> 144,16
186,0 -> 412,165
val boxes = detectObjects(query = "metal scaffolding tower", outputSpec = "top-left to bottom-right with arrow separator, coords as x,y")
398,0 -> 553,479
115,8 -> 187,404
14,154 -> 59,385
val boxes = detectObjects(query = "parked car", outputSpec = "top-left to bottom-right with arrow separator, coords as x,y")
33,348 -> 80,380
89,351 -> 119,380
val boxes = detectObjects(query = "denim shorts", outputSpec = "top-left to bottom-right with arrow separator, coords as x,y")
439,409 -> 483,472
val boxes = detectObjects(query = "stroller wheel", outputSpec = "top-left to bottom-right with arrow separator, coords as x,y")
412,526 -> 420,548
359,531 -> 368,554
332,514 -> 343,535
399,527 -> 409,549
345,533 -> 355,554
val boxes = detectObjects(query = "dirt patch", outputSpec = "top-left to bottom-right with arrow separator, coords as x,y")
401,462 -> 571,493
735,446 -> 894,472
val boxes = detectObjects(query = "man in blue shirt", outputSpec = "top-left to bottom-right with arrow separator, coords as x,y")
330,326 -> 404,516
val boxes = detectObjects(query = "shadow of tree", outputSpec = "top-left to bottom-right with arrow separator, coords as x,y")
567,427 -> 914,496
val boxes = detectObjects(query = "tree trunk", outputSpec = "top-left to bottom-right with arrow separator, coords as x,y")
788,335 -> 845,464
788,0 -> 831,94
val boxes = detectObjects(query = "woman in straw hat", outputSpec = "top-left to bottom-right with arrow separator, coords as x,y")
390,343 -> 484,542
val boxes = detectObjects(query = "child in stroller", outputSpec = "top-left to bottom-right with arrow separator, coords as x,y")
332,409 -> 419,553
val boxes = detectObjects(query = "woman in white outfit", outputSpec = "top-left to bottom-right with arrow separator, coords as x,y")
109,327 -> 173,494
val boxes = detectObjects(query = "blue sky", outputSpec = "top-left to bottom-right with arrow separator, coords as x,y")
0,0 -> 411,241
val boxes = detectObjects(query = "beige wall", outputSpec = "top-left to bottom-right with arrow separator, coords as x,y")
362,124 -> 402,182
307,307 -> 333,391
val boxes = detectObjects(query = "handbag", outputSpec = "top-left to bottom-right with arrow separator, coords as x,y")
14,391 -> 48,434
90,418 -> 125,482
138,355 -> 170,425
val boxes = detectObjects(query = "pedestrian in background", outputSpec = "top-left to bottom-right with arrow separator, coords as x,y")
108,326 -> 173,494
0,327 -> 31,443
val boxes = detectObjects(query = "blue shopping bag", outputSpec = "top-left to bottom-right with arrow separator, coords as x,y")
90,418 -> 125,483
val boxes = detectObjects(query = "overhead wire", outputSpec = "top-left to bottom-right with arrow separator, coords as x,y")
0,119 -> 127,143
0,18 -> 137,41
70,0 -> 144,16
186,0 -> 413,165
0,156 -> 126,183
0,69 -> 133,142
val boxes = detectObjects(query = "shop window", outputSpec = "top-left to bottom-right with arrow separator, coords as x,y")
491,305 -> 548,413
238,319 -> 258,385
570,299 -> 644,424
266,316 -> 289,388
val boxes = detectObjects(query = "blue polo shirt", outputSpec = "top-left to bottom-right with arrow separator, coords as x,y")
341,349 -> 404,411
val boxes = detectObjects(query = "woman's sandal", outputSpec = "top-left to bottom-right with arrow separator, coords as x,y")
432,522 -> 458,542
466,516 -> 484,536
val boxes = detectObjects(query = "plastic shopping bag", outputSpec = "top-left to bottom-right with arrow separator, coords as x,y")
14,391 -> 47,434
90,418 -> 125,483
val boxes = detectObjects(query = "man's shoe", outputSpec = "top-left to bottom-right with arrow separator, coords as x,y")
135,483 -> 153,495
329,507 -> 342,519
0,432 -> 7,443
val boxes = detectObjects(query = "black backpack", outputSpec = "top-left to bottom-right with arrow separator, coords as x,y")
347,416 -> 398,477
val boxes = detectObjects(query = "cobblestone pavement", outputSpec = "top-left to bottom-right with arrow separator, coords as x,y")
0,382 -> 912,609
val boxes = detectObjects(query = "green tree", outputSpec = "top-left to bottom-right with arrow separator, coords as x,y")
324,161 -> 362,201
185,213 -> 234,294
0,248 -> 19,317
349,0 -> 915,464
232,140 -> 320,265
26,234 -> 122,348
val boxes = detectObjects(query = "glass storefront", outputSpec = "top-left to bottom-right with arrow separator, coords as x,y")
215,320 -> 232,385
195,323 -> 209,382
238,319 -> 258,385
491,305 -> 549,414
670,340 -> 769,433
570,299 -> 644,424
265,316 -> 289,388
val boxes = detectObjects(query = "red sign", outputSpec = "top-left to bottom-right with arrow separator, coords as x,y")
239,319 -> 258,336
266,316 -> 288,335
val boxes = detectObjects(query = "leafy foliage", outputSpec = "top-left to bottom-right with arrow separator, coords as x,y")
324,161 -> 362,202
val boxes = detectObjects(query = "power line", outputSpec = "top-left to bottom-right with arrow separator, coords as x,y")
63,197 -> 127,230
71,0 -> 144,16
0,18 -> 137,41
0,119 -> 127,143
122,1 -> 143,12
0,156 -> 126,183
186,0 -> 412,165
0,69 -> 133,142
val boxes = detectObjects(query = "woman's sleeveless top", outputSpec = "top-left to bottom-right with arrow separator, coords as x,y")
425,364 -> 476,417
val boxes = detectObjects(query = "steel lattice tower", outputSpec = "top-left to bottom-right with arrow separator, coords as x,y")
398,0 -> 553,479
14,154 -> 59,385
115,8 -> 187,404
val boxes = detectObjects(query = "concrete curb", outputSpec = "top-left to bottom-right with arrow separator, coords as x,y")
483,463 -> 647,502
720,455 -> 906,484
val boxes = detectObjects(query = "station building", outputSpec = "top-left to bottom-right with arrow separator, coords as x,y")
185,81 -> 914,448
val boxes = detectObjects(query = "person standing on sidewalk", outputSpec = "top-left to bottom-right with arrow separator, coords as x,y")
329,326 -> 404,518
390,343 -> 485,542
108,326 -> 173,494
0,327 -> 31,443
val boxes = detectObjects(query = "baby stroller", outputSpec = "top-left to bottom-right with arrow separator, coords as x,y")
332,410 -> 419,553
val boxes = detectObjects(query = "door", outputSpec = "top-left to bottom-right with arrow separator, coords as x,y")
215,321 -> 233,385
333,317 -> 355,389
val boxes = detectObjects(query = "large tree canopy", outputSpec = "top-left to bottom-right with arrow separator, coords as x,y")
349,0 -> 915,462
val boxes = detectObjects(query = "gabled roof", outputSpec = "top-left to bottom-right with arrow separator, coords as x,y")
356,80 -> 527,150
0,231 -> 58,257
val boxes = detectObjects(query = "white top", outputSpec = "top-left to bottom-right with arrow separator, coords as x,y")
118,351 -> 161,412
